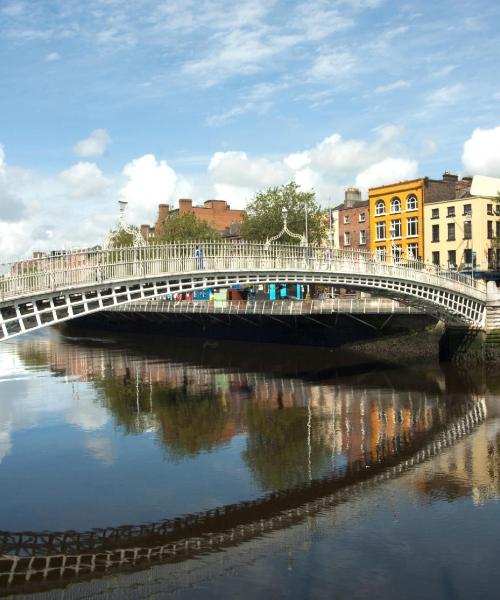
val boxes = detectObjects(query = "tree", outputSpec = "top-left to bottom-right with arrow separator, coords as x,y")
240,182 -> 326,245
155,212 -> 221,242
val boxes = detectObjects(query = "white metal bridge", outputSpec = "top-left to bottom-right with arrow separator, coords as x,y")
0,242 -> 487,340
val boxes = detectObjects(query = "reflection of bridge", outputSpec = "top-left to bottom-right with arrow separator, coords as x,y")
0,397 -> 488,595
0,242 -> 490,341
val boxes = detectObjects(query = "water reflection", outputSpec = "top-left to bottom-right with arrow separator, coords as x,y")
0,331 -> 500,596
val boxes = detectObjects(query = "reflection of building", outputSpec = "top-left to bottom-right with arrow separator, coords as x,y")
423,175 -> 500,275
369,174 -> 466,262
141,200 -> 246,240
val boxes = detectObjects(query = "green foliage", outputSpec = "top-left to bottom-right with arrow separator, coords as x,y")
155,212 -> 220,242
240,182 -> 326,244
108,227 -> 138,248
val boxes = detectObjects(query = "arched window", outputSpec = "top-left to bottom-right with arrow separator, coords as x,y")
406,194 -> 418,211
375,200 -> 385,215
390,197 -> 401,213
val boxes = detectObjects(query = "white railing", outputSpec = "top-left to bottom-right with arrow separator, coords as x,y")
0,242 -> 485,304
111,298 -> 421,316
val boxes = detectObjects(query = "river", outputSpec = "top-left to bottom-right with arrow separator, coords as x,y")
0,329 -> 499,599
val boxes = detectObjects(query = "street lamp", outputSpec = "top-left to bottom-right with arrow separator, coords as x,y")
103,200 -> 146,249
264,206 -> 307,248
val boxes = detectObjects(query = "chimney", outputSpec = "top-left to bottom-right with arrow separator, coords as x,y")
157,203 -> 169,225
178,199 -> 193,213
442,171 -> 458,183
140,224 -> 151,239
344,187 -> 361,208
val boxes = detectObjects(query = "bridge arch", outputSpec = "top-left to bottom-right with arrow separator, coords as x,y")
0,242 -> 486,340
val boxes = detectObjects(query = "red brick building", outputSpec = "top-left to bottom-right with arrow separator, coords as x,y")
141,199 -> 245,239
333,188 -> 370,250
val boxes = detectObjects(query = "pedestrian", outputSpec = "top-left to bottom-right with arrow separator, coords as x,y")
195,244 -> 204,270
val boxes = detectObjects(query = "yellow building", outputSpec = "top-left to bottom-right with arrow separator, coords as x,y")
369,174 -> 459,262
423,175 -> 500,273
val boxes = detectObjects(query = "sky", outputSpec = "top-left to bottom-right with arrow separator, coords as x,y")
0,0 -> 499,258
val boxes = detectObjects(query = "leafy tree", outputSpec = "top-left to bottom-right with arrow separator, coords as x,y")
155,212 -> 220,242
240,182 -> 326,245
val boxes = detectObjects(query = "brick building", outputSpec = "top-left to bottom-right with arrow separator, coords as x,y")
141,199 -> 245,239
332,188 -> 370,250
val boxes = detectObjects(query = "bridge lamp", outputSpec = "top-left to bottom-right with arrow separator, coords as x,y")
282,207 -> 288,224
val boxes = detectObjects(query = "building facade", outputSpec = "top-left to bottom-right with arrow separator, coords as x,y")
141,199 -> 245,239
369,174 -> 462,262
423,175 -> 500,274
333,188 -> 369,251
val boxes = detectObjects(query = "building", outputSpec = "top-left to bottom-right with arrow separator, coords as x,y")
423,175 -> 500,275
332,188 -> 369,251
369,173 -> 463,262
141,199 -> 246,240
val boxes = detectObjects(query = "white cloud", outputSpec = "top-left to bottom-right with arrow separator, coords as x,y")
73,129 -> 111,158
427,84 -> 464,107
1,2 -> 24,16
60,162 -> 111,198
355,157 -> 418,191
309,50 -> 356,81
120,154 -> 181,223
374,79 -> 411,94
45,51 -> 60,62
0,144 -> 27,223
462,126 -> 500,177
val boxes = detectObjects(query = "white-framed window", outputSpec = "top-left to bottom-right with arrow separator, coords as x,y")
390,197 -> 401,213
407,217 -> 418,237
375,247 -> 387,261
344,214 -> 350,224
359,230 -> 367,245
375,200 -> 386,215
407,243 -> 419,260
406,194 -> 418,211
392,245 -> 403,262
358,212 -> 366,223
375,221 -> 386,241
344,231 -> 351,246
390,219 -> 402,238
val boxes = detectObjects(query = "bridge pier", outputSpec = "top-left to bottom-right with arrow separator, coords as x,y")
440,282 -> 500,365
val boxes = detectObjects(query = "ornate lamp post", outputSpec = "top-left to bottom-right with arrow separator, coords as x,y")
103,200 -> 146,249
264,207 -> 307,249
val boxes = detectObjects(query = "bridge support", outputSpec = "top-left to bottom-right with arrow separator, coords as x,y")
440,282 -> 500,364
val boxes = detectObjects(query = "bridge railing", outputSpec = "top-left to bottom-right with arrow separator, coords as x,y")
0,241 -> 483,303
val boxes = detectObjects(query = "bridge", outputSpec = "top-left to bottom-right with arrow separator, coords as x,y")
0,242 -> 493,342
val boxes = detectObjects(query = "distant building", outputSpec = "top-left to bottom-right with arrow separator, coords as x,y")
141,199 -> 246,240
332,188 -> 369,251
423,174 -> 500,276
368,173 -> 465,262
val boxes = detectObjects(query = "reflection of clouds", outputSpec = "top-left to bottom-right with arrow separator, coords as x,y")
0,429 -> 12,464
84,436 -> 115,466
66,398 -> 109,431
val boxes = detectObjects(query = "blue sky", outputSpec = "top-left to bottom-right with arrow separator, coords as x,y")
0,0 -> 499,256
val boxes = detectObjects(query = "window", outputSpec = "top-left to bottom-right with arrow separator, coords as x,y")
496,205 -> 500,216
431,208 -> 439,219
448,250 -> 456,269
344,231 -> 351,246
432,251 -> 440,266
487,204 -> 494,215
407,243 -> 419,260
497,249 -> 500,269
358,212 -> 366,223
406,194 -> 418,210
447,222 -> 455,241
392,245 -> 403,262
375,200 -> 386,215
375,221 -> 386,241
359,230 -> 367,245
407,217 -> 418,237
487,221 -> 494,239
432,224 -> 440,242
344,215 -> 350,224
390,197 -> 401,213
463,249 -> 474,268
488,248 -> 495,269
376,247 -> 387,261
497,221 -> 500,238
463,203 -> 472,216
390,219 -> 402,238
447,206 -> 455,218
463,221 -> 472,239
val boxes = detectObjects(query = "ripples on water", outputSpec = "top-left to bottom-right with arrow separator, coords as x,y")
0,329 -> 500,599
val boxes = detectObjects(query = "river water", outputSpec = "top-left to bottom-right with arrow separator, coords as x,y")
0,329 -> 499,599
